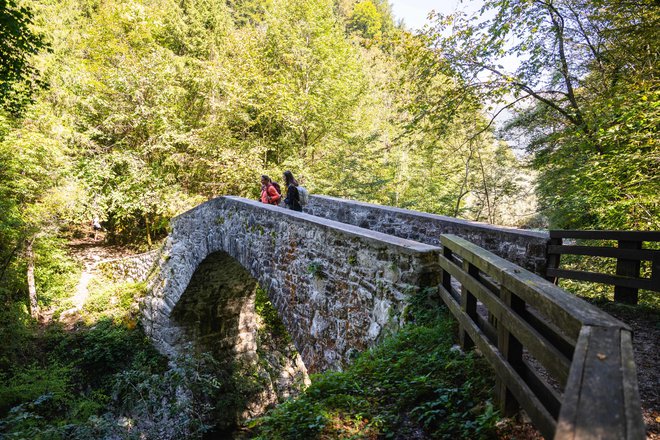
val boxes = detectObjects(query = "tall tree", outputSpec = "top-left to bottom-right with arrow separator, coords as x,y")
0,0 -> 46,115
257,0 -> 368,168
427,0 -> 659,229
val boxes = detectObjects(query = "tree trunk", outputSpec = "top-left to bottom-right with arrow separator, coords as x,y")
26,238 -> 39,319
145,215 -> 153,247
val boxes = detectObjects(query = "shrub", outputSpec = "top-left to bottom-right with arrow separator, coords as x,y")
250,303 -> 499,439
0,364 -> 72,415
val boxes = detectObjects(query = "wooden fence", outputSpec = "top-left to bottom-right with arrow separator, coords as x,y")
546,230 -> 660,304
437,234 -> 645,439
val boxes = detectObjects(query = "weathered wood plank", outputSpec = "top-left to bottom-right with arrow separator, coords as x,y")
439,253 -> 571,385
555,325 -> 591,440
437,234 -> 644,440
441,235 -> 506,283
502,270 -> 629,332
519,359 -> 562,419
653,256 -> 660,284
620,330 -> 645,439
546,268 -> 658,292
574,326 -> 625,438
546,237 -> 563,283
441,234 -> 627,332
441,246 -> 454,299
547,245 -> 659,261
549,230 -> 660,241
497,286 -> 524,416
459,259 -> 478,349
477,312 -> 498,346
438,285 -> 557,439
523,307 -> 576,360
556,326 -> 643,440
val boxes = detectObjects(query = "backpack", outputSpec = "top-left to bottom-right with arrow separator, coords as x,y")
271,181 -> 282,195
297,185 -> 309,206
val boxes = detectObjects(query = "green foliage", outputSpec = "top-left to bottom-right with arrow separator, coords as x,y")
428,0 -> 659,229
306,261 -> 325,277
255,287 -> 290,343
0,0 -> 554,438
528,88 -> 659,229
348,1 -> 382,39
0,364 -> 72,414
251,297 -> 499,439
257,0 -> 369,166
0,0 -> 537,318
0,302 -> 34,371
107,351 -> 220,438
64,319 -> 150,383
0,316 -> 225,440
0,101 -> 80,318
552,239 -> 660,310
31,237 -> 80,310
0,0 -> 47,114
82,279 -> 145,324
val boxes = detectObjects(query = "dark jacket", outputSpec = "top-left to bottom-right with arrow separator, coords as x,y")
284,184 -> 302,212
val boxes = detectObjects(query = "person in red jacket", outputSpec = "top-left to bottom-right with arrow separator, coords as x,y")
260,175 -> 281,205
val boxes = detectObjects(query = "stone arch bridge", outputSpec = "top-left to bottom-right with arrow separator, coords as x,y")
141,195 -> 548,372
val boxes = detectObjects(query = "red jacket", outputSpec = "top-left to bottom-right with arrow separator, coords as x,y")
261,183 -> 281,205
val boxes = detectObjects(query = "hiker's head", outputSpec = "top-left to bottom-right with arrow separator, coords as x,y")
283,170 -> 297,186
261,175 -> 270,186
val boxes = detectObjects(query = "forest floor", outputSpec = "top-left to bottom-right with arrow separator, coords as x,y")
44,233 -> 137,328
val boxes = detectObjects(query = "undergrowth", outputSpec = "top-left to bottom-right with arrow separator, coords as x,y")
82,277 -> 146,325
0,275 -> 220,440
249,289 -> 499,439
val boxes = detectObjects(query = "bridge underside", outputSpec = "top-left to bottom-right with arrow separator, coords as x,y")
172,251 -> 259,360
170,250 -> 309,424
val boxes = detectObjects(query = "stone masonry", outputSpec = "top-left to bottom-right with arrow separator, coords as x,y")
142,196 -> 442,373
97,250 -> 160,283
305,195 -> 550,274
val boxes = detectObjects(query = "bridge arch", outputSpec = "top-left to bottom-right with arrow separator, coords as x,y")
142,196 -> 441,372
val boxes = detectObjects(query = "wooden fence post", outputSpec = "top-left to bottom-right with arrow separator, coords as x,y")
497,286 -> 524,416
442,246 -> 454,298
614,240 -> 642,304
546,237 -> 562,283
460,259 -> 478,349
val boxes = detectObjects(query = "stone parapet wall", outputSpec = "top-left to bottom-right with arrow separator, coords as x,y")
142,196 -> 442,372
305,195 -> 550,274
97,250 -> 161,283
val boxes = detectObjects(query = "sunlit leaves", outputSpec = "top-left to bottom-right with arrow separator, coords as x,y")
0,0 -> 47,114
428,0 -> 659,229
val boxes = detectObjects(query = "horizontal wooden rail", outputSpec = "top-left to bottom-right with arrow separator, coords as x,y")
549,230 -> 660,241
547,230 -> 660,304
555,326 -> 644,439
548,245 -> 659,261
437,234 -> 644,440
546,268 -> 658,291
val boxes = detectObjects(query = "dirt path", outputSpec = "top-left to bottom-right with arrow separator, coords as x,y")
601,304 -> 660,439
54,238 -> 136,325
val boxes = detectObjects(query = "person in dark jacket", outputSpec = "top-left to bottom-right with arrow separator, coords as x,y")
283,170 -> 302,212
